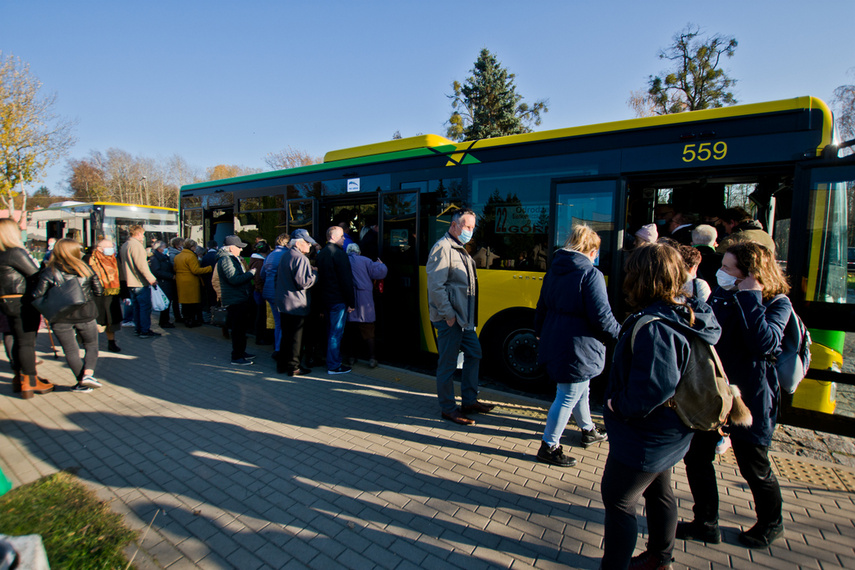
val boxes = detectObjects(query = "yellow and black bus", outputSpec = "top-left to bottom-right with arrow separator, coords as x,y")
27,202 -> 180,253
180,96 -> 855,436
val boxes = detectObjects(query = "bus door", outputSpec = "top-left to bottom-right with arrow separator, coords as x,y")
551,178 -> 623,290
285,199 -> 316,238
378,191 -> 420,358
783,161 -> 855,436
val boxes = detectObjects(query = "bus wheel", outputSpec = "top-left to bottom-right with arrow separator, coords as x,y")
484,317 -> 548,391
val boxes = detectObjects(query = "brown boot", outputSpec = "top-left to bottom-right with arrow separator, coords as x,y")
32,376 -> 55,395
20,374 -> 35,400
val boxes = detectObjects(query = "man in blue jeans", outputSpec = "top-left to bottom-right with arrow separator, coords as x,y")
119,225 -> 160,339
315,226 -> 354,374
426,209 -> 494,426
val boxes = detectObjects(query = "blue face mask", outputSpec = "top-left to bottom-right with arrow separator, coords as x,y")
655,219 -> 667,226
459,229 -> 473,244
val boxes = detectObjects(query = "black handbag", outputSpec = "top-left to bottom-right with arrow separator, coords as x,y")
0,295 -> 23,317
211,306 -> 228,327
32,270 -> 87,322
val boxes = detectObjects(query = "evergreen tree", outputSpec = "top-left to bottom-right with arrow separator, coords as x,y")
447,49 -> 548,141
631,24 -> 737,116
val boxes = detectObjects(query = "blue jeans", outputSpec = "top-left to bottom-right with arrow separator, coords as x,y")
433,320 -> 481,414
129,286 -> 152,333
267,300 -> 281,352
326,303 -> 347,371
542,381 -> 595,447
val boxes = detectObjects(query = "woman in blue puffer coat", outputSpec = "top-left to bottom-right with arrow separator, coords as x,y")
534,224 -> 620,467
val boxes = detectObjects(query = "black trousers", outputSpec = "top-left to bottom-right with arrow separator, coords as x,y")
600,455 -> 676,569
226,301 -> 250,360
279,314 -> 305,372
682,430 -> 721,524
683,431 -> 782,527
8,304 -> 40,375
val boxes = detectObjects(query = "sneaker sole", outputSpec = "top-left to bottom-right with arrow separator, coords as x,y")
328,370 -> 351,375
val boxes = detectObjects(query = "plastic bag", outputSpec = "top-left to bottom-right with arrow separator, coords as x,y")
151,284 -> 170,312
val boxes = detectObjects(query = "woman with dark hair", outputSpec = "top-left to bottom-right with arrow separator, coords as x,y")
677,241 -> 790,548
0,218 -> 53,399
33,238 -> 104,392
600,243 -> 720,570
534,224 -> 619,467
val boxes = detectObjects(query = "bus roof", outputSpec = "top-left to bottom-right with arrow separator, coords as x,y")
181,96 -> 833,192
36,201 -> 179,212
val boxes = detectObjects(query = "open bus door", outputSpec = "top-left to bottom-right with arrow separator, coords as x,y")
782,160 -> 855,436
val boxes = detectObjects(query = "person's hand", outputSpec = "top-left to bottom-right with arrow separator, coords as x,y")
446,317 -> 456,327
738,274 -> 762,291
347,307 -> 355,313
249,268 -> 257,275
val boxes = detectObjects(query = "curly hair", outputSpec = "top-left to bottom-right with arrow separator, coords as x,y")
725,241 -> 790,299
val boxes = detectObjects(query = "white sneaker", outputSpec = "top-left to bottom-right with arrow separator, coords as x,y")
715,435 -> 732,455
80,375 -> 102,389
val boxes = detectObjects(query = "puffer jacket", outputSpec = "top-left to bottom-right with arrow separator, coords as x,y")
216,249 -> 254,307
33,266 -> 104,323
534,249 -> 620,383
426,233 -> 478,330
261,245 -> 288,301
604,299 -> 721,473
0,247 -> 39,296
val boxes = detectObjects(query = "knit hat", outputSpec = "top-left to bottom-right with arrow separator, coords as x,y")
635,224 -> 658,244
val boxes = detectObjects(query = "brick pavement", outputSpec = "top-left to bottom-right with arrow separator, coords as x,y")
1,325 -> 854,569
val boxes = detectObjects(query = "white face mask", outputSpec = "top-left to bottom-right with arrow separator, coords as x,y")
716,268 -> 739,291
102,247 -> 115,256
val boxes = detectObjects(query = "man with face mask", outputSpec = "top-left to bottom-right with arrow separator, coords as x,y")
426,208 -> 494,426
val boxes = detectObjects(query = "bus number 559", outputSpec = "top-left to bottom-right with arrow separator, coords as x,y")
682,141 -> 728,162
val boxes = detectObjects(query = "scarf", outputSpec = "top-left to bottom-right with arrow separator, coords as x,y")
89,250 -> 121,295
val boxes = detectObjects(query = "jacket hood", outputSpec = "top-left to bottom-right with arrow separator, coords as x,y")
736,219 -> 764,231
216,249 -> 235,260
635,300 -> 721,345
550,248 -> 592,276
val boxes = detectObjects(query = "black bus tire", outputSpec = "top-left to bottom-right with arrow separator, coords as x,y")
481,312 -> 549,392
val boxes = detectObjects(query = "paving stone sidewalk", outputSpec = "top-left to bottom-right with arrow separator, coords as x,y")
1,325 -> 854,569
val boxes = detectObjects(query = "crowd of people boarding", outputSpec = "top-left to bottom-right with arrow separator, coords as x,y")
1,203 -> 791,570
426,207 -> 790,570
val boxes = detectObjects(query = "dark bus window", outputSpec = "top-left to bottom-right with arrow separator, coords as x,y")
182,196 -> 202,209
236,210 -> 288,244
288,182 -> 322,200
239,195 -> 284,211
469,163 -> 555,271
207,192 -> 234,208
288,201 -> 314,235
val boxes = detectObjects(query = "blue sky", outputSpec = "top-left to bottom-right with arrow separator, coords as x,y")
3,0 -> 854,195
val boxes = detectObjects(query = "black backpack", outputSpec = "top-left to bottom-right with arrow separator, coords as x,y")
630,315 -> 752,431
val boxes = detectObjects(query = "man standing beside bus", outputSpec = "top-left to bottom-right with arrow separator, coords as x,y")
426,208 -> 494,426
316,226 -> 355,375
119,225 -> 160,338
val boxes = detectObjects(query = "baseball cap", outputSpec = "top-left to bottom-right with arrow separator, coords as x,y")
223,235 -> 247,248
290,229 -> 317,245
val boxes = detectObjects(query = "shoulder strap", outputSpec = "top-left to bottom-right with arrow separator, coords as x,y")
630,314 -> 661,352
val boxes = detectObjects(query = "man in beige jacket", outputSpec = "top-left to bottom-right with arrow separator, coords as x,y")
426,208 -> 494,426
119,225 -> 159,338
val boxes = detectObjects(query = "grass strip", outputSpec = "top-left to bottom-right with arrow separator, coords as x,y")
0,470 -> 137,569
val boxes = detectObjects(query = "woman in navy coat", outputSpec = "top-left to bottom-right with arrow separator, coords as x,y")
600,243 -> 721,570
534,224 -> 620,467
677,241 -> 790,549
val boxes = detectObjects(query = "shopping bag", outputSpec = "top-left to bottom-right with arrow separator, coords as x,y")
151,284 -> 170,312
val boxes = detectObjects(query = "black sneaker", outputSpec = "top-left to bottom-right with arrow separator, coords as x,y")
242,353 -> 256,360
328,365 -> 352,375
676,520 -> 721,544
738,521 -> 784,548
581,427 -> 608,448
138,330 -> 162,339
231,358 -> 254,366
536,441 -> 577,467
629,551 -> 673,570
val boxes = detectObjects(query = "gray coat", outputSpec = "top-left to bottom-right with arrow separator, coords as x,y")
274,246 -> 317,316
426,233 -> 478,330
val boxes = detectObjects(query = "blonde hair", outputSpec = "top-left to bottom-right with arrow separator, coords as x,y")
624,242 -> 694,325
47,238 -> 93,277
0,219 -> 23,251
726,241 -> 790,300
564,224 -> 601,255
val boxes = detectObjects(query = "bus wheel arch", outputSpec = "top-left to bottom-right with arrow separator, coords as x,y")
480,308 -> 548,391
